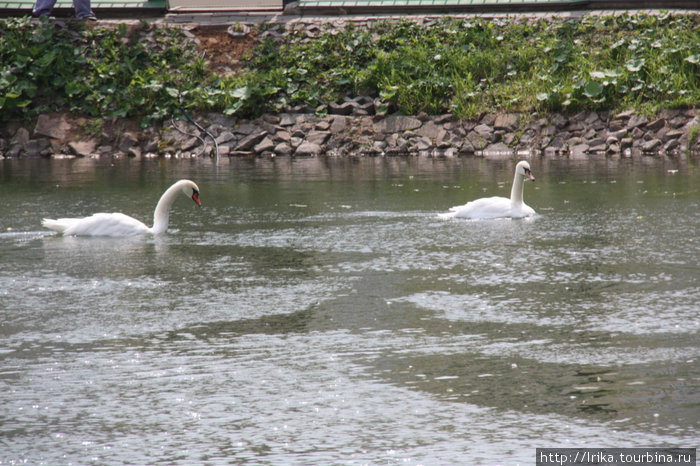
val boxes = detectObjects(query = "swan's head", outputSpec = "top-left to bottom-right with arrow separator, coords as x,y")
180,180 -> 201,206
516,161 -> 535,182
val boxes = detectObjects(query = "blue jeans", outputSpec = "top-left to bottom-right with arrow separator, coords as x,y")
33,0 -> 94,18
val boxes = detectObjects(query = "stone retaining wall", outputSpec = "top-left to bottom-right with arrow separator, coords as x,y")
1,108 -> 698,159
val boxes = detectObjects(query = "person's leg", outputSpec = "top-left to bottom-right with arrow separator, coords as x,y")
32,0 -> 58,16
72,0 -> 95,19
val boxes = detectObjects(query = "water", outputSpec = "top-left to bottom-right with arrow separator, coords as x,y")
0,155 -> 698,464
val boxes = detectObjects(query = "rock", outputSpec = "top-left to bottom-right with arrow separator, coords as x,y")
330,116 -> 347,134
589,143 -> 606,153
473,124 -> 493,139
180,137 -> 200,151
6,145 -> 22,157
143,138 -> 159,153
216,131 -> 236,144
631,127 -> 645,139
279,114 -> 298,126
412,137 -> 432,151
415,121 -> 446,142
416,111 -> 431,122
466,131 -> 488,150
664,139 -> 680,152
373,115 -> 422,133
206,124 -> 226,138
235,131 -> 267,151
328,102 -> 354,115
371,140 -> 386,154
620,137 -> 634,149
233,123 -> 259,135
34,114 -> 71,140
127,146 -> 142,159
570,144 -> 589,156
254,136 -> 275,153
306,130 -> 330,145
274,142 -> 293,156
608,119 -> 625,132
276,131 -> 291,143
669,115 -> 688,128
662,129 -> 684,142
609,129 -> 627,140
541,125 -> 556,137
615,109 -> 636,119
442,147 -> 458,157
627,114 -> 649,129
13,128 -> 30,146
549,136 -> 566,148
460,138 -> 476,154
483,142 -> 511,157
584,112 -> 601,125
24,138 -> 51,157
479,113 -> 496,126
294,142 -> 321,156
494,113 -> 519,131
683,116 -> 700,130
118,132 -> 139,151
290,136 -> 303,148
262,114 -> 281,125
68,139 -> 98,157
641,139 -> 662,152
566,121 -> 584,132
645,118 -> 666,132
551,113 -> 568,128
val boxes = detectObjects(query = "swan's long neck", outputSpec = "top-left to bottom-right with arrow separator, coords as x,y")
510,172 -> 524,206
152,183 -> 182,234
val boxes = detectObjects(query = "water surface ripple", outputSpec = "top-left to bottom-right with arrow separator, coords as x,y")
0,156 -> 698,464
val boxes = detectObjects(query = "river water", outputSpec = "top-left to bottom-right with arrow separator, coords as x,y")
0,155 -> 698,464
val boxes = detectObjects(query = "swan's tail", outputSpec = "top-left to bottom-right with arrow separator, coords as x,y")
42,218 -> 76,234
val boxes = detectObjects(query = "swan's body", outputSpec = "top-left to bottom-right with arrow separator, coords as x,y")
42,179 -> 201,236
441,161 -> 535,219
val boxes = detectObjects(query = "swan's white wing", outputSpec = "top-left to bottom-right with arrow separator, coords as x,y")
441,196 -> 514,219
511,202 -> 536,218
43,213 -> 150,236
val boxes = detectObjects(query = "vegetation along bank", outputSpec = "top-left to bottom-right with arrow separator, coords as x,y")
0,12 -> 699,158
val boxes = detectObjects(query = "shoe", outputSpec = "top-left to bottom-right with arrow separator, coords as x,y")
79,14 -> 97,21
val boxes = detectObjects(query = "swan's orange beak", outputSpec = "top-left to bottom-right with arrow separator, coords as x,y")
525,168 -> 535,182
192,191 -> 202,206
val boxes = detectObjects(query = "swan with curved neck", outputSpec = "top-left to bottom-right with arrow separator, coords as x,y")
42,180 -> 201,236
441,161 -> 536,219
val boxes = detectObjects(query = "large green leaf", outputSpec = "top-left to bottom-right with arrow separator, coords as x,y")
583,81 -> 603,98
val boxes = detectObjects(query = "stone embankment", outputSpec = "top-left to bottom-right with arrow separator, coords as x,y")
1,107 -> 698,159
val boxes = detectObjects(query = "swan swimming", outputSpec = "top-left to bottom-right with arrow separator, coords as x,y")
42,179 -> 201,236
441,161 -> 535,219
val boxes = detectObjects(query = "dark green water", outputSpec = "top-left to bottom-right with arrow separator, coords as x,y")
0,155 -> 698,464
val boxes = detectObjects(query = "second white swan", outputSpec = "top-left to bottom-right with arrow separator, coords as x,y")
42,179 -> 201,236
441,161 -> 536,219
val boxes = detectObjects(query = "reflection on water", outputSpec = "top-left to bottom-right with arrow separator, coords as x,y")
0,155 -> 698,463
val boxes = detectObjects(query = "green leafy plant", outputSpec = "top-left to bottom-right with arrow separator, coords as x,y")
1,13 -> 698,123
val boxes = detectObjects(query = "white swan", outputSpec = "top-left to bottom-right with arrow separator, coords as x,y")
42,179 -> 201,236
441,161 -> 535,219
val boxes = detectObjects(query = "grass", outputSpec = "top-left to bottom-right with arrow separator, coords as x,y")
1,12 -> 698,124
